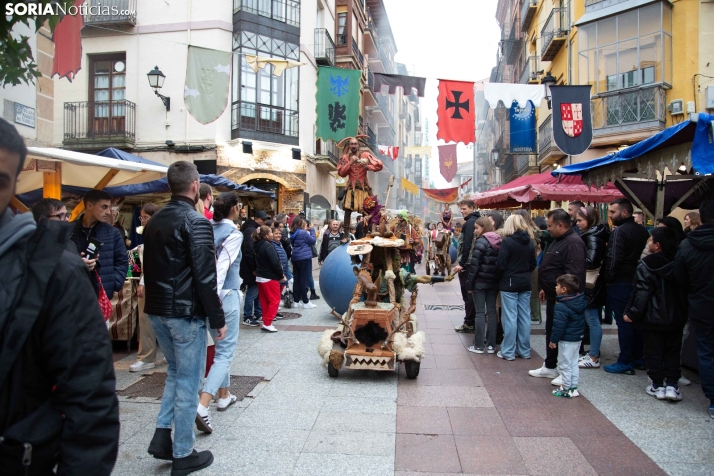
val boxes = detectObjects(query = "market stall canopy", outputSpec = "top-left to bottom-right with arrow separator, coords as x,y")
471,170 -> 623,208
551,114 -> 714,218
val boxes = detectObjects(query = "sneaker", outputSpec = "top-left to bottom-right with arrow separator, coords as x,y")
261,325 -> 278,332
496,351 -> 514,361
309,291 -> 321,300
632,359 -> 647,370
454,324 -> 475,333
302,302 -> 317,309
293,302 -> 303,309
486,345 -> 496,354
665,386 -> 683,402
216,393 -> 238,411
551,375 -> 563,387
468,346 -> 485,354
275,313 -> 284,319
552,386 -> 571,398
646,385 -> 666,400
195,405 -> 213,433
172,449 -> 214,475
603,362 -> 635,375
578,355 -> 600,368
243,318 -> 260,327
528,364 -> 559,379
568,387 -> 580,398
129,360 -> 155,373
679,375 -> 691,386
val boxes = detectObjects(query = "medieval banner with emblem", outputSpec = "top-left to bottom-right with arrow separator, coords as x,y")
184,46 -> 232,124
422,187 -> 459,203
316,66 -> 361,142
437,144 -> 458,182
437,80 -> 475,144
550,85 -> 593,156
510,100 -> 536,154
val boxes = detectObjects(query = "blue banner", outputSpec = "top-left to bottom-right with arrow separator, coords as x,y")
510,100 -> 536,154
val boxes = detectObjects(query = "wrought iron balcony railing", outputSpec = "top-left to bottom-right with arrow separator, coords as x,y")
63,100 -> 136,147
352,37 -> 364,69
521,0 -> 537,30
84,0 -> 137,26
520,56 -> 539,84
591,84 -> 667,134
231,102 -> 299,137
541,7 -> 567,61
315,139 -> 339,165
233,0 -> 300,27
314,28 -> 335,66
538,115 -> 553,162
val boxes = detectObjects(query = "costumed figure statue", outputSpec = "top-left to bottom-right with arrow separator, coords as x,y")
337,136 -> 384,231
391,211 -> 422,274
441,209 -> 453,231
427,222 -> 452,276
362,195 -> 388,236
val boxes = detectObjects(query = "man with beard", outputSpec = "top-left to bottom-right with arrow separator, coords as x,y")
602,198 -> 650,375
567,201 -> 585,235
337,136 -> 383,231
452,200 -> 480,333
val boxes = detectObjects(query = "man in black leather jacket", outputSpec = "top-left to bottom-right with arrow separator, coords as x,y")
143,161 -> 226,475
453,200 -> 481,333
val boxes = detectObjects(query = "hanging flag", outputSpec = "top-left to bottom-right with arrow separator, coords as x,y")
373,73 -> 427,97
438,144 -> 458,182
460,177 -> 473,189
404,146 -> 432,157
378,145 -> 399,161
510,100 -> 536,154
550,85 -> 593,156
51,0 -> 84,82
316,66 -> 362,142
245,54 -> 304,77
483,83 -> 545,109
422,187 -> 459,203
437,79 -> 475,144
184,46 -> 232,125
401,178 -> 420,196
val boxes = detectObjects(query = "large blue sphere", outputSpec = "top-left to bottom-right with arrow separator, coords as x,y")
318,243 -> 359,315
449,245 -> 457,263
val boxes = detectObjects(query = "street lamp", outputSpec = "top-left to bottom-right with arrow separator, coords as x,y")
147,66 -> 170,112
541,72 -> 557,110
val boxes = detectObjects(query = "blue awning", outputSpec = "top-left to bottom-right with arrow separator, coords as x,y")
96,147 -> 166,166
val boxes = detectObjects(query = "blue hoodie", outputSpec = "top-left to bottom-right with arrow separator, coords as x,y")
290,227 -> 316,262
271,240 -> 292,281
551,293 -> 587,343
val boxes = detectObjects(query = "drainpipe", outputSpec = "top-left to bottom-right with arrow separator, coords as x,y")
566,0 -> 572,166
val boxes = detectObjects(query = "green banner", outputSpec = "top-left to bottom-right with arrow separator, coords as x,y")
184,46 -> 231,125
316,66 -> 361,142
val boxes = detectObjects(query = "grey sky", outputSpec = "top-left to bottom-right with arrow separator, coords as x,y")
383,0 -> 500,187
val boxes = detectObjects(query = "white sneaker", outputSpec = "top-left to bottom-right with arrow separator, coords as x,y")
551,375 -> 563,386
578,355 -> 600,368
195,404 -> 213,433
261,324 -> 278,332
302,302 -> 317,309
679,376 -> 691,386
129,361 -> 155,372
293,302 -> 303,308
528,364 -> 559,379
486,345 -> 496,354
216,393 -> 238,411
665,386 -> 683,401
646,385 -> 666,400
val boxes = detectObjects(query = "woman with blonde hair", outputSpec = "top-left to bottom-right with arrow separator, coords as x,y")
496,214 -> 537,360
684,212 -> 701,235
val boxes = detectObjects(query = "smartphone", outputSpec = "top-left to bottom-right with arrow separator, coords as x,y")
85,237 -> 103,260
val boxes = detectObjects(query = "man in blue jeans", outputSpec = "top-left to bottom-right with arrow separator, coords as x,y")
674,199 -> 714,418
143,161 -> 227,475
601,198 -> 650,374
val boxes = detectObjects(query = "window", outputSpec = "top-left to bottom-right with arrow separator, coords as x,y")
89,54 -> 126,134
577,2 -> 672,94
337,13 -> 347,45
232,31 -> 299,139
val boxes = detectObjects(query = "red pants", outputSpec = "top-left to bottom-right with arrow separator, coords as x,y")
257,280 -> 280,326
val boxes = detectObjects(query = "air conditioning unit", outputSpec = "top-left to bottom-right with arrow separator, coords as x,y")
668,99 -> 684,115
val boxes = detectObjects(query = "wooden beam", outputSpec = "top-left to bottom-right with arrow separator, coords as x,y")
615,177 -> 655,220
43,162 -> 62,199
69,168 -> 120,222
11,197 -> 29,213
669,177 -> 711,212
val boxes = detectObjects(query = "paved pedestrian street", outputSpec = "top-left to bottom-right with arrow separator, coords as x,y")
113,266 -> 714,475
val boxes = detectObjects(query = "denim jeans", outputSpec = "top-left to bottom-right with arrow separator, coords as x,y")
695,324 -> 714,403
149,315 -> 207,458
607,283 -> 643,365
202,291 -> 240,397
584,307 -> 603,358
243,283 -> 262,319
558,340 -> 581,389
472,288 -> 498,349
500,291 -> 532,360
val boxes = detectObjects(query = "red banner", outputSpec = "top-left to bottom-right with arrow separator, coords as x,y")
422,187 -> 459,203
52,0 -> 84,82
437,79 -> 475,144
437,144 -> 457,183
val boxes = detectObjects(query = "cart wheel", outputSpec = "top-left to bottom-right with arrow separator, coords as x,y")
328,362 -> 339,378
405,360 -> 420,379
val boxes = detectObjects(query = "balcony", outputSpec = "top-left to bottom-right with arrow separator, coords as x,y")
377,94 -> 395,127
504,22 -> 523,65
502,156 -> 517,183
63,100 -> 136,149
233,0 -> 300,27
541,7 -> 567,62
352,37 -> 364,69
314,139 -> 339,171
84,0 -> 136,26
521,0 -> 537,30
314,29 -> 335,66
366,125 -> 378,153
537,115 -> 565,166
520,56 -> 539,84
516,154 -> 539,176
591,85 -> 667,144
585,0 -> 629,12
231,102 -> 299,144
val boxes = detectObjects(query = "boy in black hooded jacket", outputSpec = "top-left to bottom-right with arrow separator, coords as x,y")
624,227 -> 684,401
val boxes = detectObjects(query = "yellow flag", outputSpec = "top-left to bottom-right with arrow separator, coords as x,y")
402,177 -> 419,195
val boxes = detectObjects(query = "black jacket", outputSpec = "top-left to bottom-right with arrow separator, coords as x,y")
254,238 -> 284,280
281,226 -> 292,260
496,230 -> 537,293
142,196 -> 225,329
319,231 -> 346,262
0,218 -> 119,475
539,227 -> 586,300
465,233 -> 502,290
458,210 -> 481,268
581,223 -> 609,307
70,217 -> 128,297
240,218 -> 260,285
673,223 -> 714,328
626,253 -> 684,331
551,293 -> 587,343
602,217 -> 650,283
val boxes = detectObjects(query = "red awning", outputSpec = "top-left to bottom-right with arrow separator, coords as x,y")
472,170 -> 623,207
